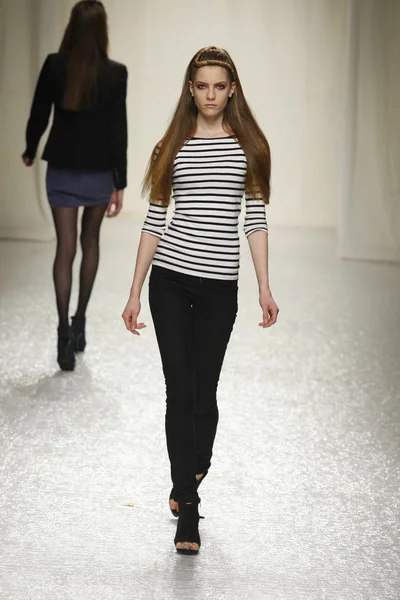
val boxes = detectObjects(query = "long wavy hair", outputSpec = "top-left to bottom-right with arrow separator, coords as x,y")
143,46 -> 271,206
59,0 -> 109,111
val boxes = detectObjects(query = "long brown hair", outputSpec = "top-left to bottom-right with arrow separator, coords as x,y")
143,46 -> 271,206
59,0 -> 109,111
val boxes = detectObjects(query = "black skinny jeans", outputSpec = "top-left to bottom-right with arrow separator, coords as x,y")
149,265 -> 238,503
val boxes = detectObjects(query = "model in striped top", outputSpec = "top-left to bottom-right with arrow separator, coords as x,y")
122,46 -> 279,556
142,136 -> 268,280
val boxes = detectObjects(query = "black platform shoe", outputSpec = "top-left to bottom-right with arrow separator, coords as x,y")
169,470 -> 208,518
71,316 -> 86,352
57,327 -> 75,371
174,501 -> 201,555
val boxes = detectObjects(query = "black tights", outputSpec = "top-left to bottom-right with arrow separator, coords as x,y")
149,266 -> 238,503
51,205 -> 107,330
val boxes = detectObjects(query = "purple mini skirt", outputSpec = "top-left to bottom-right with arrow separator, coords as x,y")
46,166 -> 114,208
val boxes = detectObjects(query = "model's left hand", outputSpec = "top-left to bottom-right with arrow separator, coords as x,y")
259,289 -> 279,328
22,154 -> 34,166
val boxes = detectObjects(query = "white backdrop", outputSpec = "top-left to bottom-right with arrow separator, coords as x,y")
107,0 -> 347,229
339,0 -> 400,261
0,0 -> 74,240
0,0 -> 399,262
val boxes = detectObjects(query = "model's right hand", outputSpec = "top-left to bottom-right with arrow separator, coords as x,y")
122,296 -> 146,335
107,189 -> 124,218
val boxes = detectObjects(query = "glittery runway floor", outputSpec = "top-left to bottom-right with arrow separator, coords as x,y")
0,216 -> 399,600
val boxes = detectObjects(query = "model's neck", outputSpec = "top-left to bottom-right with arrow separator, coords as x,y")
194,114 -> 227,138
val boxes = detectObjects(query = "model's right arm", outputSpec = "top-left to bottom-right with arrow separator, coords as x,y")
110,65 -> 128,191
122,203 -> 167,334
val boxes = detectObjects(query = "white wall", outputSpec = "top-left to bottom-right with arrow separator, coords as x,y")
106,0 -> 347,228
0,0 -> 347,240
339,0 -> 400,262
1,0 -> 399,263
0,0 -> 72,240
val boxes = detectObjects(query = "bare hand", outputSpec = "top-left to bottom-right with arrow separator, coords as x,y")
107,189 -> 124,218
122,296 -> 146,336
22,154 -> 34,167
259,289 -> 279,328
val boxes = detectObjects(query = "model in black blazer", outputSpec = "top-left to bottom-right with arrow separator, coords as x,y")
24,52 -> 128,190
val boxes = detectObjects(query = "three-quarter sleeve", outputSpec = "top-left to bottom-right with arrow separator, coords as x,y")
24,55 -> 54,160
142,203 -> 167,238
243,193 -> 268,237
110,65 -> 128,190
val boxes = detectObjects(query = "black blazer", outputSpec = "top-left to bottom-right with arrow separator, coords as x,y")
24,53 -> 128,189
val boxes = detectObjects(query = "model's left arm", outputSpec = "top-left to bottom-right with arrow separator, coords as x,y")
243,194 -> 279,328
23,55 -> 54,163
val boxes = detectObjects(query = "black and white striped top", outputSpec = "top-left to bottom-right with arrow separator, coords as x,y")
142,136 -> 268,280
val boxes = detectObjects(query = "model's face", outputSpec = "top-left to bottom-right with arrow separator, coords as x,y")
189,66 -> 235,118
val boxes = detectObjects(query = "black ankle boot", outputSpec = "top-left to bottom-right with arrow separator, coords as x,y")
71,316 -> 86,352
57,327 -> 75,371
174,501 -> 201,555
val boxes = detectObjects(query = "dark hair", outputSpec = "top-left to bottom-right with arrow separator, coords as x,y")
143,46 -> 271,206
59,0 -> 109,111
